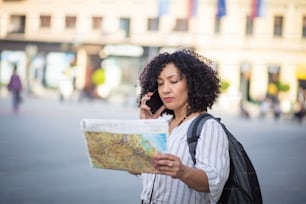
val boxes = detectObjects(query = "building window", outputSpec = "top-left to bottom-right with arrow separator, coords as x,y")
8,15 -> 26,33
273,16 -> 283,37
65,16 -> 77,29
245,16 -> 254,36
173,18 -> 188,32
148,18 -> 159,31
120,17 -> 130,38
92,16 -> 103,30
40,15 -> 51,28
214,16 -> 221,34
302,16 -> 306,38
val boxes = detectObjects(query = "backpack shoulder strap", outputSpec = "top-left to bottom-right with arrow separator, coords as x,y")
187,113 -> 218,164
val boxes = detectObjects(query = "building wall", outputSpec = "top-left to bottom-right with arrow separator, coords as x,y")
0,0 -> 305,109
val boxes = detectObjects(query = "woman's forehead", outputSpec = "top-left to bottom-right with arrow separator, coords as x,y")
159,63 -> 180,77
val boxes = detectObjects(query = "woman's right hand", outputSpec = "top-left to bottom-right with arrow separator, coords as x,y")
139,92 -> 165,119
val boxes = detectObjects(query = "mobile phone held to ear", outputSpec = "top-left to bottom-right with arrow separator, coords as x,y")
146,91 -> 163,114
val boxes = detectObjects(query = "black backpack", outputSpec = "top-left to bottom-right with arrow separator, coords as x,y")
187,113 -> 263,204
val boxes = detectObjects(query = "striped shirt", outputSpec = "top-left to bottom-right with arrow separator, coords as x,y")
140,116 -> 229,204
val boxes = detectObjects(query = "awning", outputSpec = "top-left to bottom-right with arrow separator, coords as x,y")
296,64 -> 306,80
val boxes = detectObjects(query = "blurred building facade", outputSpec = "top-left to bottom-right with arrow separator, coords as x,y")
0,0 -> 305,112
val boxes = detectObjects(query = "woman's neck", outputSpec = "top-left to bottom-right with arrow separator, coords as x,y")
173,110 -> 188,123
174,110 -> 207,125
172,107 -> 192,127
169,111 -> 205,134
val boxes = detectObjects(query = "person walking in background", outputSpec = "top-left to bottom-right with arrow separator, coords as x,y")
259,97 -> 270,118
7,65 -> 23,114
273,100 -> 282,122
294,101 -> 306,124
137,49 -> 229,204
239,99 -> 250,119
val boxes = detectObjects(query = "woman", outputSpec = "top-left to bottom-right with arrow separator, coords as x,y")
138,49 -> 229,204
7,65 -> 23,114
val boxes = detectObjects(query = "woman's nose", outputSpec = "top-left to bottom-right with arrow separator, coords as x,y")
161,82 -> 170,93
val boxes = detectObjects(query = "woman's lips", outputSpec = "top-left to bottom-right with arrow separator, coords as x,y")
163,97 -> 173,103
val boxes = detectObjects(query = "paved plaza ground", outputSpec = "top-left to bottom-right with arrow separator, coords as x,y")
0,96 -> 305,204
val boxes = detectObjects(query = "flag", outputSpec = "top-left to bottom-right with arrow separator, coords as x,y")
158,0 -> 169,17
216,0 -> 226,18
187,0 -> 198,18
251,0 -> 266,19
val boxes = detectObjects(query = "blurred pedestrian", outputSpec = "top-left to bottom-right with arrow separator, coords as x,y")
273,100 -> 282,121
294,101 -> 305,124
239,99 -> 250,119
7,65 -> 23,114
259,97 -> 270,118
59,68 -> 73,101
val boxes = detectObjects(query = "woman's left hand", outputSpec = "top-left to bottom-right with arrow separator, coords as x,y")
139,92 -> 165,119
152,153 -> 186,179
153,153 -> 209,192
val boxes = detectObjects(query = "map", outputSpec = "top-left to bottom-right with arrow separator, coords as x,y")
81,119 -> 168,173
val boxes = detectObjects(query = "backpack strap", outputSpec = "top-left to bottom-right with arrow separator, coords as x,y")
187,113 -> 220,164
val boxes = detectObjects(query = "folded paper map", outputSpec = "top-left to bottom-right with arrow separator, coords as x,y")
81,119 -> 168,173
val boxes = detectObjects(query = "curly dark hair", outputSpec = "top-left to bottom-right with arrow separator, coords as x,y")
138,49 -> 220,114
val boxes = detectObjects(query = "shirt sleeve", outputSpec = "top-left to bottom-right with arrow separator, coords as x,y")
194,119 -> 230,203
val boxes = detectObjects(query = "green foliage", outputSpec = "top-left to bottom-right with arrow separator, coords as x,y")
275,81 -> 290,92
220,80 -> 230,92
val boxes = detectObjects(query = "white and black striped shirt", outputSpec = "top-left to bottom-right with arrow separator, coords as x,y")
140,116 -> 230,204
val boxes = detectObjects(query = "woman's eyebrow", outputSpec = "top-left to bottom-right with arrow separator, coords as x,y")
158,74 -> 178,80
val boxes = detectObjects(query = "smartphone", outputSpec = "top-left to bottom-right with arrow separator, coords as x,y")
146,91 -> 163,114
